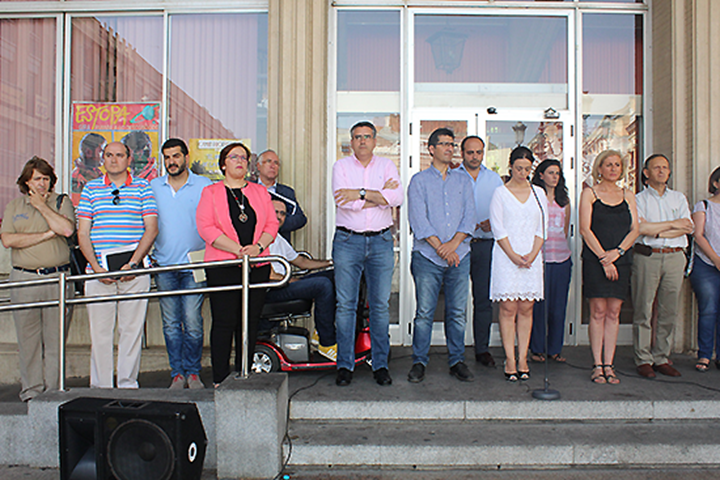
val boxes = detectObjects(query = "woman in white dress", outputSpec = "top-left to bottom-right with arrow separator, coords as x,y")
489,146 -> 547,381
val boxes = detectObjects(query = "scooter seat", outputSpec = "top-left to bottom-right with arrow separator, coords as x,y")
261,298 -> 312,319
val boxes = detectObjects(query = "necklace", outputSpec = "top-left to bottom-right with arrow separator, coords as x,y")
228,186 -> 248,223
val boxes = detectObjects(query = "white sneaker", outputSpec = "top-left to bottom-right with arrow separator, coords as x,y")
318,344 -> 337,362
169,374 -> 186,389
186,374 -> 205,389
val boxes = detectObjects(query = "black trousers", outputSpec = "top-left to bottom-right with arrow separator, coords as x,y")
206,264 -> 270,384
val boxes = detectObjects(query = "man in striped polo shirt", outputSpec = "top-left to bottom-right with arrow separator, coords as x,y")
77,141 -> 158,389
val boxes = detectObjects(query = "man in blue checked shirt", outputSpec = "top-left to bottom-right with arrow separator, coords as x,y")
406,127 -> 477,383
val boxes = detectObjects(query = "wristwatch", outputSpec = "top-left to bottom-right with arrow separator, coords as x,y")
617,247 -> 626,256
256,243 -> 265,254
359,188 -> 366,200
129,262 -> 139,269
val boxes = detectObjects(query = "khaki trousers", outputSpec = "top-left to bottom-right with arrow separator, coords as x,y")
631,251 -> 685,366
10,268 -> 73,401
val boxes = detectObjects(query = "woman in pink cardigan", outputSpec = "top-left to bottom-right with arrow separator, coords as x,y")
196,142 -> 278,385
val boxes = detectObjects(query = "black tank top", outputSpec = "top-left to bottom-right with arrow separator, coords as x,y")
582,188 -> 632,266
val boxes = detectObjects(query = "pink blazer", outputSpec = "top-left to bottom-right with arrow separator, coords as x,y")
196,181 -> 279,262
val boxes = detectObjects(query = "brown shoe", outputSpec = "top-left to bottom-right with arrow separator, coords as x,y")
637,363 -> 656,379
654,363 -> 681,377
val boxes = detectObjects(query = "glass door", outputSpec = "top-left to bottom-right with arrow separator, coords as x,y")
407,108 -> 581,348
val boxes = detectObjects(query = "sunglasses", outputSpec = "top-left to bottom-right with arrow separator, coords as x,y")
112,189 -> 120,205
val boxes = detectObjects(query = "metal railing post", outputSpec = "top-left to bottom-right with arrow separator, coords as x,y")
58,272 -> 67,391
240,254 -> 250,378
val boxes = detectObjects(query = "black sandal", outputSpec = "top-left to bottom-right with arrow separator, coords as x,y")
591,365 -> 606,384
505,372 -> 518,382
603,365 -> 620,385
696,359 -> 711,372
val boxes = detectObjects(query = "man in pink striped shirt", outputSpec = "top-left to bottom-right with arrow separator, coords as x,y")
332,121 -> 404,387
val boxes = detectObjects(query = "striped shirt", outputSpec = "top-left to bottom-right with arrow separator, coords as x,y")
77,174 -> 157,265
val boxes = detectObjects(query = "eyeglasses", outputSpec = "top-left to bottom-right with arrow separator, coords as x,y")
352,134 -> 374,141
111,189 -> 120,205
227,154 -> 247,162
436,142 -> 457,148
275,210 -> 287,217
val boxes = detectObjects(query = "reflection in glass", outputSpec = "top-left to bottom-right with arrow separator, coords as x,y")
336,113 -> 401,324
0,18 -> 56,214
581,114 -> 639,191
169,14 -> 268,159
486,121 -> 563,179
415,15 -> 567,85
337,11 -> 400,92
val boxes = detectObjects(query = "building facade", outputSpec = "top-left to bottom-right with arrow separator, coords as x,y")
0,0 -> 717,362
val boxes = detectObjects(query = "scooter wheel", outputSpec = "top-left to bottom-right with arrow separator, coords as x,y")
253,344 -> 280,373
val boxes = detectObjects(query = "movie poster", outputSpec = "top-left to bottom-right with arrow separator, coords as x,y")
71,102 -> 161,205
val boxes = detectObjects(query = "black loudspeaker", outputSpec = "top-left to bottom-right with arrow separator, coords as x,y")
59,398 -> 207,480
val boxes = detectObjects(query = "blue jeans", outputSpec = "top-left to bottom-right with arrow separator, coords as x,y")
690,256 -> 720,360
531,258 -> 572,356
332,228 -> 394,371
470,239 -> 494,354
411,251 -> 470,367
155,270 -> 205,378
265,270 -> 336,346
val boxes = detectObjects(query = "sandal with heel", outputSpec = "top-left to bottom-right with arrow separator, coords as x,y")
591,365 -> 606,384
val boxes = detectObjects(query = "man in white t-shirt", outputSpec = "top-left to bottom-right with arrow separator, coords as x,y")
266,199 -> 336,360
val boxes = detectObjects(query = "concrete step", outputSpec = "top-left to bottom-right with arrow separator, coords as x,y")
287,419 -> 720,468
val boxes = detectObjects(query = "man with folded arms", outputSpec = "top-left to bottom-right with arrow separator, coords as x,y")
332,121 -> 403,386
77,141 -> 158,388
632,154 -> 693,379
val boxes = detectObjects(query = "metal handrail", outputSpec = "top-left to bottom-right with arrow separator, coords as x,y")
0,255 -> 292,389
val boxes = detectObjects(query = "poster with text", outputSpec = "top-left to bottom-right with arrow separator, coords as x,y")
71,102 -> 160,205
188,138 -> 252,182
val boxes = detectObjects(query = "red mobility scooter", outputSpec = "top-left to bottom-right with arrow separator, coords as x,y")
252,274 -> 372,373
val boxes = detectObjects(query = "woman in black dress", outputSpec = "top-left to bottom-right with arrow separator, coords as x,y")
579,150 -> 639,384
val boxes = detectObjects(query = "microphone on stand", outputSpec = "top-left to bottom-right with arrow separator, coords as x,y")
529,179 -> 561,401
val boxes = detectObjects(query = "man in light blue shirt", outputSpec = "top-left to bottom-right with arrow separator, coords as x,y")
458,135 -> 503,368
407,127 -> 476,383
151,138 -> 212,390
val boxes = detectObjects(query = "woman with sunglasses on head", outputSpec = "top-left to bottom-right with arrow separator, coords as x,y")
489,146 -> 547,382
579,150 -> 639,385
530,159 -> 571,364
196,142 -> 278,386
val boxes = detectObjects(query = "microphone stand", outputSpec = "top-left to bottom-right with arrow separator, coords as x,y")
530,181 -> 561,401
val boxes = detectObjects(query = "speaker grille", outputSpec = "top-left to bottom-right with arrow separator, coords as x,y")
107,418 -> 175,480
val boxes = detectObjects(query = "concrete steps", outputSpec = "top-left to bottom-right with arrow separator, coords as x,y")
288,418 -> 720,468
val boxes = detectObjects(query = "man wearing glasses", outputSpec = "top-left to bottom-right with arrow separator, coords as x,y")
77,141 -> 158,389
407,128 -> 477,383
458,135 -> 503,368
332,121 -> 403,386
151,138 -> 212,389
255,149 -> 307,240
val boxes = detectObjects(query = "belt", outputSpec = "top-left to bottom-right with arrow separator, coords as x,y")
337,226 -> 391,237
651,247 -> 684,254
471,238 -> 493,243
14,264 -> 71,275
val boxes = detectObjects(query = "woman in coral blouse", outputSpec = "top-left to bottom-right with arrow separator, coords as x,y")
196,142 -> 278,385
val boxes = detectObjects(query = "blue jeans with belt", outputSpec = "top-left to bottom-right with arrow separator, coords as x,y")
332,228 -> 394,371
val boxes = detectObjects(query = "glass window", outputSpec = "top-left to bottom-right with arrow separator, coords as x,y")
0,18 -> 56,214
337,11 -> 400,92
414,15 -> 567,108
70,16 -> 163,203
581,14 -> 643,192
169,13 -> 268,179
